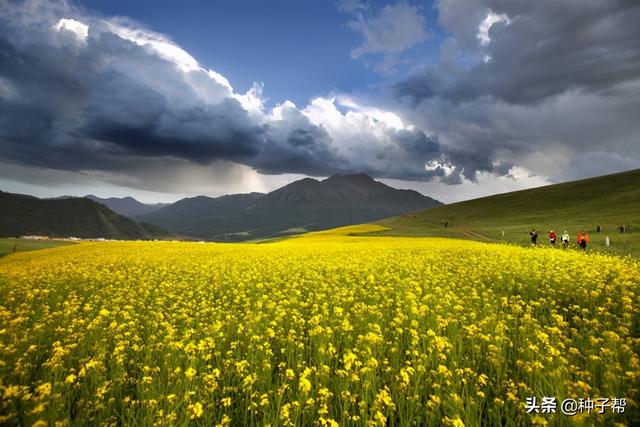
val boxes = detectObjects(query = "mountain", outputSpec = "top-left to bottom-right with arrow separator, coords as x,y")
85,195 -> 169,217
136,193 -> 265,238
374,168 -> 640,256
137,173 -> 442,241
0,191 -> 171,240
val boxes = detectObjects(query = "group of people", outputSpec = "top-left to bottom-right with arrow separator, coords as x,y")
529,229 -> 590,251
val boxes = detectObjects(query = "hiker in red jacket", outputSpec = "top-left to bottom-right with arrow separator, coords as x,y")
577,231 -> 590,252
548,230 -> 557,246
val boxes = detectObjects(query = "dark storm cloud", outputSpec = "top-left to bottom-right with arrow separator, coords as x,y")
391,0 -> 640,182
445,150 -> 510,182
0,16 -> 262,169
255,116 -> 348,177
368,128 -> 446,181
393,128 -> 440,157
396,0 -> 640,105
83,99 -> 263,162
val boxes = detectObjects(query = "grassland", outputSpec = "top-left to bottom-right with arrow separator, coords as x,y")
0,225 -> 638,426
0,238 -> 74,258
374,169 -> 640,257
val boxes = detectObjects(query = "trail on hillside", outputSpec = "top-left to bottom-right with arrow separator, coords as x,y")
456,226 -> 491,240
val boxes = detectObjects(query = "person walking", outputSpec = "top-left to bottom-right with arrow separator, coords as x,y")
548,230 -> 557,246
561,231 -> 570,249
530,229 -> 538,246
577,231 -> 590,252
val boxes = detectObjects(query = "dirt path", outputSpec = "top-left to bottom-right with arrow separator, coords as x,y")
456,227 -> 491,240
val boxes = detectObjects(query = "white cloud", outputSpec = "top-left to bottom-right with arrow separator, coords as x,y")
296,96 -> 445,180
105,20 -> 199,72
425,160 -> 453,174
101,18 -> 235,106
336,96 -> 406,129
234,82 -> 266,120
302,96 -> 409,144
477,11 -> 510,46
269,100 -> 298,121
53,18 -> 88,41
206,70 -> 233,91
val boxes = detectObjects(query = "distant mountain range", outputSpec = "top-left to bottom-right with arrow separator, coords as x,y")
85,195 -> 169,217
0,173 -> 442,241
0,191 -> 170,240
137,173 -> 442,241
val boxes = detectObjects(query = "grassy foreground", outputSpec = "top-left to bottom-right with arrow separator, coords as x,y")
0,238 -> 74,258
0,225 -> 638,426
375,169 -> 640,257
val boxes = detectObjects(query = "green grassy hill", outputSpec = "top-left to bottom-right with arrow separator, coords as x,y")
373,168 -> 640,256
0,191 -> 172,240
0,238 -> 75,258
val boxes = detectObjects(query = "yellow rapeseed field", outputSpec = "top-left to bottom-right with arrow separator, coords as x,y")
0,225 -> 638,426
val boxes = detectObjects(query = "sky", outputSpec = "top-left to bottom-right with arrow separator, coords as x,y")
0,0 -> 639,203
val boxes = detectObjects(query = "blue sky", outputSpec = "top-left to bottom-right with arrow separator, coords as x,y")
1,0 -> 639,203
80,0 -> 443,107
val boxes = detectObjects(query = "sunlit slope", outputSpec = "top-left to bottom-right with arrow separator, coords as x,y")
1,232 -> 638,425
375,168 -> 640,255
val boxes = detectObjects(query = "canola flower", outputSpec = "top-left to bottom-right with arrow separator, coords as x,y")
0,224 -> 638,426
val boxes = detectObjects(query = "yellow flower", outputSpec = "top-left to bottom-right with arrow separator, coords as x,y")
242,373 -> 256,389
444,417 -> 465,427
216,415 -> 231,427
188,402 -> 204,419
30,403 -> 46,414
299,368 -> 312,394
36,383 -> 52,398
299,377 -> 311,394
279,403 -> 291,423
185,367 -> 196,380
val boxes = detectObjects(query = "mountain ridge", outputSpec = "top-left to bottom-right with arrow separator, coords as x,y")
138,173 -> 442,241
0,191 -> 171,240
85,195 -> 169,217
